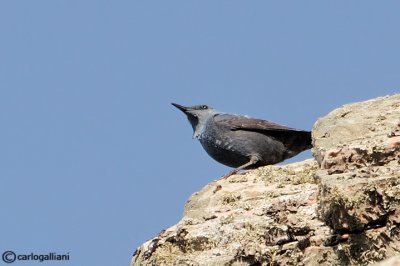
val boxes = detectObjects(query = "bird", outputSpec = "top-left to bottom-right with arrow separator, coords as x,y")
172,103 -> 312,178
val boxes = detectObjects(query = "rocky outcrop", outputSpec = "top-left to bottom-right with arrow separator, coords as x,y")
132,94 -> 400,266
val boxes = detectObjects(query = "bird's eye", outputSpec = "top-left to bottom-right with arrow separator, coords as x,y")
202,105 -> 208,109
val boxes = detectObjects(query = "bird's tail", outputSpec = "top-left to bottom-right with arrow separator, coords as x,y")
281,130 -> 312,159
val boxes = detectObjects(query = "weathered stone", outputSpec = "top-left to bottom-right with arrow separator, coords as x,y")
132,160 -> 325,266
312,94 -> 400,173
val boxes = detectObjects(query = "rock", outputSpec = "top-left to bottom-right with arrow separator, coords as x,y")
374,255 -> 400,266
313,94 -> 400,265
132,160 -> 325,266
132,94 -> 400,266
312,94 -> 400,173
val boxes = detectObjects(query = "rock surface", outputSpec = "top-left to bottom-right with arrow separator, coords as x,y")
132,94 -> 400,266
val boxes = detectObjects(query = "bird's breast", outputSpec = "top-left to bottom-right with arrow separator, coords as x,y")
198,131 -> 251,168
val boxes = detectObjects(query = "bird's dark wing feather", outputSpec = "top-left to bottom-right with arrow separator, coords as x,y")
214,114 -> 299,132
214,114 -> 312,150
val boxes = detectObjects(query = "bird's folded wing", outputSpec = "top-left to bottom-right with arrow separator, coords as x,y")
214,114 -> 311,150
214,114 -> 301,132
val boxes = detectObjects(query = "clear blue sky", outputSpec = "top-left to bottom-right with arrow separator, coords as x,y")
1,1 -> 399,266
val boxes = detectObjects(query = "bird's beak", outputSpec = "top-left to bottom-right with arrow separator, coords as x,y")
171,103 -> 189,113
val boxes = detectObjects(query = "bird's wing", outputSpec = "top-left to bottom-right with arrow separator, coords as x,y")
214,114 -> 312,150
214,114 -> 301,132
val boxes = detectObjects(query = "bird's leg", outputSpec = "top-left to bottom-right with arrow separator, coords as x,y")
221,155 -> 259,179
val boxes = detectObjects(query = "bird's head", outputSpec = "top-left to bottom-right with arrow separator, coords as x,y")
171,103 -> 216,138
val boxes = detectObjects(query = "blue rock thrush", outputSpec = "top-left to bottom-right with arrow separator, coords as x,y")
172,103 -> 312,178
